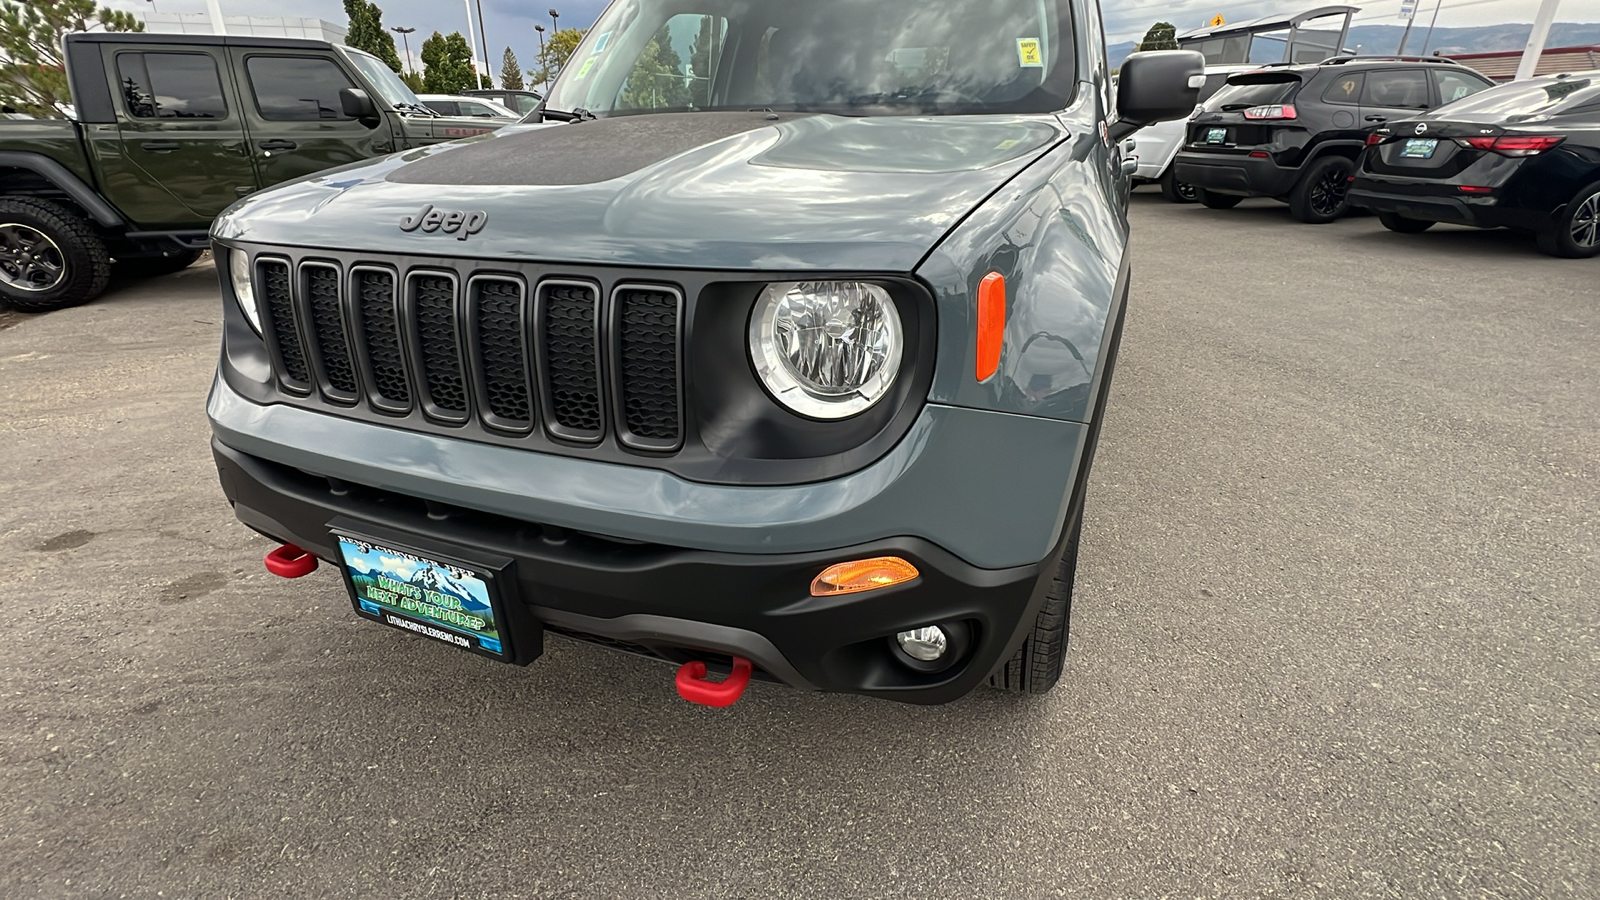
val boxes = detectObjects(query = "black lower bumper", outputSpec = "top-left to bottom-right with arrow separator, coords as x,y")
1347,185 -> 1544,230
1174,152 -> 1300,198
213,439 -> 1060,704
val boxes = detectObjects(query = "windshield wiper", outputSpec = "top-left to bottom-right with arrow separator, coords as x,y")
1219,103 -> 1252,111
539,106 -> 596,122
395,102 -> 438,117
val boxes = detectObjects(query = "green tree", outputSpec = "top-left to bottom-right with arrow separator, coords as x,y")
529,27 -> 586,88
0,0 -> 142,118
343,0 -> 403,72
500,47 -> 524,90
617,25 -> 690,110
420,30 -> 476,93
400,70 -> 424,93
1137,22 -> 1179,52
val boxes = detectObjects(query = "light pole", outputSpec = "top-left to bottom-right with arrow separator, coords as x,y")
548,9 -> 561,80
474,0 -> 492,89
391,26 -> 416,75
535,24 -> 546,89
461,0 -> 482,88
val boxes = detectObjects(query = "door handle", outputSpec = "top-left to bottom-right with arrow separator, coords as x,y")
140,141 -> 181,152
257,139 -> 298,151
1364,115 -> 1387,123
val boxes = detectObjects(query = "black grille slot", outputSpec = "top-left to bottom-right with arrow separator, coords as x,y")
539,282 -> 602,439
411,274 -> 468,418
471,279 -> 533,431
615,286 -> 681,448
353,269 -> 410,409
259,259 -> 310,389
303,264 -> 357,400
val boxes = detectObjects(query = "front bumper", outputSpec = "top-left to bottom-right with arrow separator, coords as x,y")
215,439 -> 1065,703
1174,151 -> 1300,198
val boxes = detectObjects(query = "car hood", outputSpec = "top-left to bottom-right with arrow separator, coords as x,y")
213,111 -> 1066,271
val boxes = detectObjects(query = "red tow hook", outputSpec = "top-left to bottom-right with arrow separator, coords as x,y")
264,543 -> 319,578
675,656 -> 753,707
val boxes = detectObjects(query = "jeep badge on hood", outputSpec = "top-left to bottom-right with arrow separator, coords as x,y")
399,204 -> 487,240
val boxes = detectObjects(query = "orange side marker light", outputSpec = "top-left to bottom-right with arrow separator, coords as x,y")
976,272 -> 1005,381
810,557 -> 920,597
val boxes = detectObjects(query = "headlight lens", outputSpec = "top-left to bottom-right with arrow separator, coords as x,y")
749,281 -> 903,419
227,248 -> 261,334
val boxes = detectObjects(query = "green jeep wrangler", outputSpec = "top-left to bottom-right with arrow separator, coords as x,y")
0,32 -> 506,313
209,0 -> 1202,705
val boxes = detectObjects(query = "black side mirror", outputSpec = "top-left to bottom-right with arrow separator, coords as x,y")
1109,50 -> 1205,142
339,88 -> 381,128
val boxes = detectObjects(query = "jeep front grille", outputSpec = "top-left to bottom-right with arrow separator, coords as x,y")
252,256 -> 683,453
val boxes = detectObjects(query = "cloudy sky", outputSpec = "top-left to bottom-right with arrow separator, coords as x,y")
107,0 -> 1595,82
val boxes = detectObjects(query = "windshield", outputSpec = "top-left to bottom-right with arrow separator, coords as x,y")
341,47 -> 425,110
1434,74 -> 1600,123
544,0 -> 1075,117
1207,75 -> 1299,110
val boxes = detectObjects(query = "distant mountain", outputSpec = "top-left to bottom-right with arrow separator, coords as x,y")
1110,22 -> 1600,68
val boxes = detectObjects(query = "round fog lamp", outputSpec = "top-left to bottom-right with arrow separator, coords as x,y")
896,626 -> 949,662
749,281 -> 903,419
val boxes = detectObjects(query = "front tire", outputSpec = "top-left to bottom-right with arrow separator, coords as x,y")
1536,181 -> 1600,259
1378,212 -> 1435,234
1159,168 -> 1198,204
1196,188 -> 1243,210
1288,156 -> 1355,224
988,510 -> 1081,694
0,198 -> 111,313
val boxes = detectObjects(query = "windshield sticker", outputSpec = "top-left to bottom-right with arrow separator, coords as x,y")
1336,78 -> 1358,98
1017,38 -> 1043,68
995,138 -> 1023,150
591,31 -> 611,54
575,56 -> 598,79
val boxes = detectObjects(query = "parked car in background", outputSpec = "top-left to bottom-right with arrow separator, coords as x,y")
417,94 -> 521,120
1350,71 -> 1600,258
1175,57 -> 1495,222
1131,65 -> 1256,202
465,89 -> 545,116
0,33 -> 512,313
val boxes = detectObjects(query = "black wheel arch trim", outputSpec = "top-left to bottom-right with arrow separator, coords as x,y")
0,151 -> 126,228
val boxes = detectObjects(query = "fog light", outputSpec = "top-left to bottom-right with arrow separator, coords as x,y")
896,626 -> 948,662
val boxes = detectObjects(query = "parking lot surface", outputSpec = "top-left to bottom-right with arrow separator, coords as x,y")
2,197 -> 1595,898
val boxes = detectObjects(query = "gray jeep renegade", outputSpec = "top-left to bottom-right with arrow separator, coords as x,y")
207,0 -> 1201,705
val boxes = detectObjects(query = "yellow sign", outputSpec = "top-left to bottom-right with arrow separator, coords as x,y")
1209,14 -> 1226,27
1017,38 -> 1043,68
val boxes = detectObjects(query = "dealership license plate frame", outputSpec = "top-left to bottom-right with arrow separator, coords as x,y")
1206,127 -> 1227,145
1400,138 -> 1439,159
330,522 -> 534,664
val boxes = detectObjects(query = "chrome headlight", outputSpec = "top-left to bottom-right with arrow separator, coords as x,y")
749,281 -> 903,419
227,248 -> 261,334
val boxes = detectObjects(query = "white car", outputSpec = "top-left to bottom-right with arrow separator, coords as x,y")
1130,65 -> 1257,202
416,94 -> 521,120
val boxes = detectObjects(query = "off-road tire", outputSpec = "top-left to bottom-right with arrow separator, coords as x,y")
1159,168 -> 1198,204
115,248 -> 203,279
1196,188 -> 1243,210
0,197 -> 110,313
987,510 -> 1082,694
1535,180 -> 1600,259
1288,155 -> 1355,224
1378,212 -> 1435,234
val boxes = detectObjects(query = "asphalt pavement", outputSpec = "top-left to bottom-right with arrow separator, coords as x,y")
2,197 -> 1595,898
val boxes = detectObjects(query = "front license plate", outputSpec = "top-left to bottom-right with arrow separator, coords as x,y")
1400,138 -> 1439,159
1206,127 -> 1227,144
336,534 -> 510,660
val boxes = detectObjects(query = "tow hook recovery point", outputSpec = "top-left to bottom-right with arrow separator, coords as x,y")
264,543 -> 319,578
675,657 -> 754,707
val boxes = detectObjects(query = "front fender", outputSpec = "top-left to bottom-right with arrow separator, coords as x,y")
917,103 -> 1129,425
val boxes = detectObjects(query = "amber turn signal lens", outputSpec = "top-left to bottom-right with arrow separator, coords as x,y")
976,272 -> 1005,382
810,557 -> 920,596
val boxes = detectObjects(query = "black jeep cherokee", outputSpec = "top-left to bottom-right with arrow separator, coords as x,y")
1174,57 -> 1495,222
